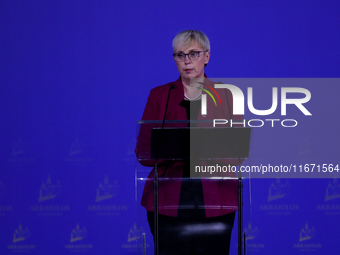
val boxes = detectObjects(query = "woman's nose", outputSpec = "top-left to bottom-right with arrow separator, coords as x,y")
184,55 -> 192,64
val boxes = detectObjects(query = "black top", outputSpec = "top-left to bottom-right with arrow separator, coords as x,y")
178,99 -> 205,218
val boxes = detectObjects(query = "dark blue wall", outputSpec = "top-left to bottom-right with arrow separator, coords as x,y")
0,0 -> 339,254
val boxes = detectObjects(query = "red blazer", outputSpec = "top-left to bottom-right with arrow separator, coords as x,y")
136,77 -> 244,217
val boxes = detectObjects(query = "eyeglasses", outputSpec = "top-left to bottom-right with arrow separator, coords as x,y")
173,51 -> 207,62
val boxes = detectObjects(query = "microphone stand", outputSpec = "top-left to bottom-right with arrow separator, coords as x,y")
223,86 -> 245,255
154,84 -> 176,255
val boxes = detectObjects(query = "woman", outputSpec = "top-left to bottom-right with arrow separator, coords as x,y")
136,30 -> 240,255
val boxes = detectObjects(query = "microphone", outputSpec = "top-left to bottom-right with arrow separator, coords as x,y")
161,84 -> 176,129
218,81 -> 233,122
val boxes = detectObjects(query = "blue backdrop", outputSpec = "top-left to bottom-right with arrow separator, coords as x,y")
0,0 -> 339,254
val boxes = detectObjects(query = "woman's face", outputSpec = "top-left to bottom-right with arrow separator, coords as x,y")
173,41 -> 210,81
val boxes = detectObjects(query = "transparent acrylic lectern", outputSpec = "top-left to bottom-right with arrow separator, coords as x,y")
135,120 -> 252,255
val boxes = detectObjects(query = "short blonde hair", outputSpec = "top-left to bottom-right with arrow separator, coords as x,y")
172,30 -> 210,53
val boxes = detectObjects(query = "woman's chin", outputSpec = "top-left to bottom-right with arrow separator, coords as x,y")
182,73 -> 199,80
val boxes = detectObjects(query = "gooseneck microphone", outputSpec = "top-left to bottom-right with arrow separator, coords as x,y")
161,84 -> 177,129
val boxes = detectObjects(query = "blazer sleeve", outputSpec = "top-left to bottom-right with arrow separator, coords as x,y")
136,88 -> 173,167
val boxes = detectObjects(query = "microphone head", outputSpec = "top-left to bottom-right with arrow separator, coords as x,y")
170,84 -> 177,89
